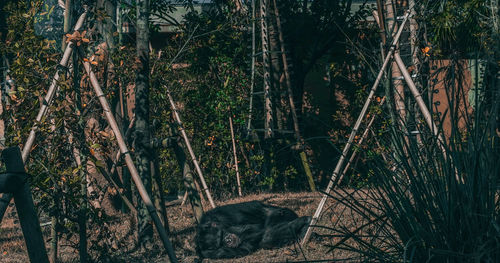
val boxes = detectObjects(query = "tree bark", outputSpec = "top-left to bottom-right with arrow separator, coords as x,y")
98,0 -> 117,49
260,0 -> 274,139
135,0 -> 153,246
268,6 -> 282,131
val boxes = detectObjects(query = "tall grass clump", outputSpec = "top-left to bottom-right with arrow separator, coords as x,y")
321,60 -> 500,262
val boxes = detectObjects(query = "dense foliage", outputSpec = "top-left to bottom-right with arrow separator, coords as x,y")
0,0 -> 498,262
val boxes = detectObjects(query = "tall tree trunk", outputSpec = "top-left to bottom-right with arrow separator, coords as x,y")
98,0 -> 117,50
268,7 -> 282,131
117,1 -> 123,45
76,96 -> 88,263
260,0 -> 274,139
135,0 -> 153,247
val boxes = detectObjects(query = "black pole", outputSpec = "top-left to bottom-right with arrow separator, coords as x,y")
2,147 -> 49,263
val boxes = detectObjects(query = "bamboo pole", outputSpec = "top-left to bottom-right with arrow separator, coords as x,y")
339,97 -> 387,184
271,0 -> 315,191
385,0 -> 407,130
62,0 -> 72,51
91,160 -> 137,213
22,11 -> 87,162
165,89 -> 216,209
375,0 -> 387,44
301,11 -> 410,245
229,116 -> 242,196
246,0 -> 256,134
393,52 -> 462,183
78,48 -> 178,263
408,0 -> 419,70
0,10 -> 88,226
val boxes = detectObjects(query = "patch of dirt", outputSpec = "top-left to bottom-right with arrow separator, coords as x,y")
0,191 -> 365,262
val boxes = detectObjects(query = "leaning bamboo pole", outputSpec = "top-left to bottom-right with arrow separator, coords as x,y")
301,11 -> 410,245
271,0 -> 315,191
229,116 -> 242,196
339,97 -> 387,184
165,89 -> 216,209
22,11 -> 87,161
78,48 -> 177,263
0,11 -> 88,225
393,52 -> 462,183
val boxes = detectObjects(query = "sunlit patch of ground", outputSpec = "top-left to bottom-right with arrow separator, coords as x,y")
0,191 -> 368,262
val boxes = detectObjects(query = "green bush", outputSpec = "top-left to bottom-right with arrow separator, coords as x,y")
321,63 -> 499,261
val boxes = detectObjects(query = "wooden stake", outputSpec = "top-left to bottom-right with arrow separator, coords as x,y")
0,10 -> 88,227
339,97 -> 386,183
166,89 -> 216,209
301,12 -> 410,245
2,147 -> 49,263
393,53 -> 462,183
229,116 -> 242,196
78,48 -> 178,263
22,11 -> 87,162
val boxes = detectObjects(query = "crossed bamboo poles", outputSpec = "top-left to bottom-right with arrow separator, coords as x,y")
301,10 -> 453,245
1,10 -> 186,263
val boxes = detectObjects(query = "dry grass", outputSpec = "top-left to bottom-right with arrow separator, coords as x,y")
0,191 -> 368,263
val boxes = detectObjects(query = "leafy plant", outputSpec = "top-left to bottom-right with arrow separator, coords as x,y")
319,57 -> 500,262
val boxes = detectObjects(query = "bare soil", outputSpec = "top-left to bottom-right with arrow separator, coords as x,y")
0,191 -> 362,263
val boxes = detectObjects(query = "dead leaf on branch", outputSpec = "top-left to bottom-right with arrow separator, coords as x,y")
65,30 -> 90,46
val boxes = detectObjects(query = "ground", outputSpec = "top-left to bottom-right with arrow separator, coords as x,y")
0,191 -> 361,263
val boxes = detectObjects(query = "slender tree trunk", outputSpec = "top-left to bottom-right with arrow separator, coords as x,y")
246,0 -> 256,134
120,84 -> 132,213
98,0 -> 117,49
78,154 -> 88,263
49,212 -> 58,263
151,151 -> 169,233
260,0 -> 274,139
268,7 -> 282,131
117,1 -> 123,45
135,0 -> 153,247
